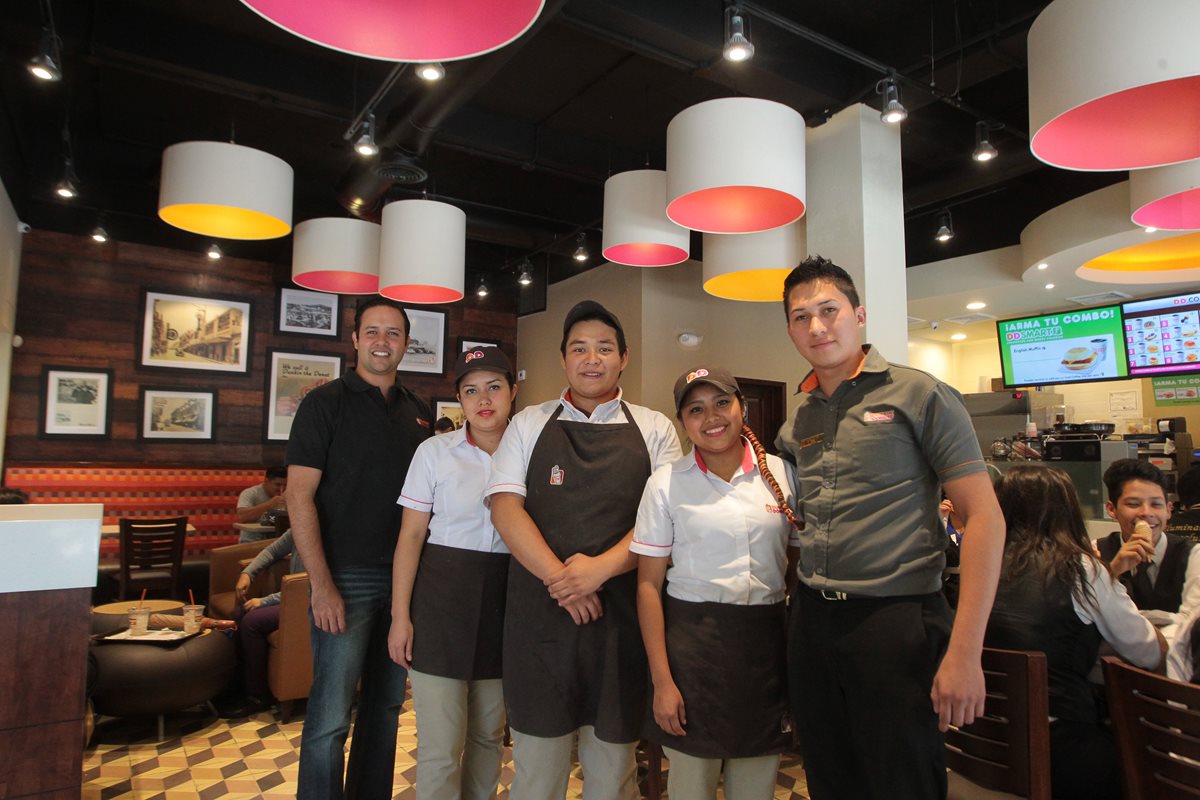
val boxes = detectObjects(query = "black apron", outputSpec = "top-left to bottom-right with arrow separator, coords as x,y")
646,595 -> 791,759
503,402 -> 652,741
410,542 -> 509,681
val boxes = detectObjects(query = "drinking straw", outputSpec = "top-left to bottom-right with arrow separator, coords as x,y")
189,588 -> 196,606
137,588 -> 147,609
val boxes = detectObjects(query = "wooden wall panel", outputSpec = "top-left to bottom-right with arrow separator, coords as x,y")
4,230 -> 518,466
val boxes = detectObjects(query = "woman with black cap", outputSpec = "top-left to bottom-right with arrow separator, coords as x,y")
388,346 -> 517,800
632,365 -> 802,799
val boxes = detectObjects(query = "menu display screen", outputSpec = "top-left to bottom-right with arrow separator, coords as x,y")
997,305 -> 1128,388
1122,291 -> 1200,377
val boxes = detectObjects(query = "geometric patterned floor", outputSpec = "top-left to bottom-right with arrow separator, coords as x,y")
83,693 -> 811,799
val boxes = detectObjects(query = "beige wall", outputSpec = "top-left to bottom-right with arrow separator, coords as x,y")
0,180 -> 22,471
906,339 -> 952,382
516,260 -> 809,432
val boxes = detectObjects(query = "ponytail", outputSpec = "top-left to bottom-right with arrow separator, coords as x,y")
743,425 -> 804,531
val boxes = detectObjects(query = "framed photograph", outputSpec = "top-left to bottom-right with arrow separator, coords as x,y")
434,397 -> 466,430
264,349 -> 344,441
459,336 -> 501,353
140,290 -> 252,373
277,287 -> 340,338
139,387 -> 217,441
41,366 -> 112,438
399,307 -> 448,375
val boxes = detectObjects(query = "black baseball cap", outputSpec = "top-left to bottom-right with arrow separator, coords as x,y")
454,346 -> 514,388
560,300 -> 627,355
672,365 -> 741,412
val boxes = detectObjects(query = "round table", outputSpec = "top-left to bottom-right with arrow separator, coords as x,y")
93,599 -> 184,615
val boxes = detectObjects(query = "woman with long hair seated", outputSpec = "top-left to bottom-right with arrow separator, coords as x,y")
985,465 -> 1167,800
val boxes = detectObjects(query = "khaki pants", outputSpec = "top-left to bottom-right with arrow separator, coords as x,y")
408,669 -> 506,800
508,725 -> 637,800
663,747 -> 780,800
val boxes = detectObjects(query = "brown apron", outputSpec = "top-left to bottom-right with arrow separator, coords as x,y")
503,402 -> 652,741
645,595 -> 791,759
410,541 -> 510,681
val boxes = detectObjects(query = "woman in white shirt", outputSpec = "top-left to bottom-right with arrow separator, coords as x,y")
388,346 -> 517,800
984,465 -> 1166,800
633,366 -> 801,800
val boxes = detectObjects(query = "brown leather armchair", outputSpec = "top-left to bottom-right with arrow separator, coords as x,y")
268,572 -> 313,722
206,539 -> 281,619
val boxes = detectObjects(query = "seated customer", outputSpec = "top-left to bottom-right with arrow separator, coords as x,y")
236,466 -> 287,541
1166,466 -> 1200,542
0,487 -> 29,504
223,529 -> 304,716
985,465 -> 1165,800
1096,459 -> 1200,635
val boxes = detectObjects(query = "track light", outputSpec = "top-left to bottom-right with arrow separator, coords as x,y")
517,260 -> 533,286
354,113 -> 379,157
572,233 -> 589,262
723,8 -> 754,63
28,31 -> 62,82
54,156 -> 79,199
878,77 -> 907,124
972,122 -> 998,162
91,226 -> 108,243
934,210 -> 954,243
207,243 -> 223,260
476,277 -> 489,297
417,62 -> 445,82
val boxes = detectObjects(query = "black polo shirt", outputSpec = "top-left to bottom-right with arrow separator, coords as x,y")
286,369 -> 432,570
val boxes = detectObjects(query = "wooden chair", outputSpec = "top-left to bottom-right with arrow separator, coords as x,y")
944,647 -> 1052,800
117,517 -> 187,601
1103,655 -> 1200,799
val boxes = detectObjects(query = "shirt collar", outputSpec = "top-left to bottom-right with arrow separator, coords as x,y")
690,437 -> 756,478
797,345 -> 888,395
559,387 -> 624,420
1154,530 -> 1168,562
343,367 -> 401,394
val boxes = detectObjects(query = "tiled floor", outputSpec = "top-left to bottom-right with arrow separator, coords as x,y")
84,698 -> 810,799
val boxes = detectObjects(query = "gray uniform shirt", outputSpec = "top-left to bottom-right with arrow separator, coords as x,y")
776,346 -> 985,596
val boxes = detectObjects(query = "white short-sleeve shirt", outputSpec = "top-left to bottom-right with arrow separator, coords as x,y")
399,427 -> 508,554
631,439 -> 800,606
486,388 -> 682,499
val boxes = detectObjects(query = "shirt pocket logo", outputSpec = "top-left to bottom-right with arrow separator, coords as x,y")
863,409 -> 895,423
549,464 -> 565,486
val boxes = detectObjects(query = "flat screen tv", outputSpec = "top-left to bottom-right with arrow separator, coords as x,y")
1122,290 -> 1200,377
997,305 -> 1128,388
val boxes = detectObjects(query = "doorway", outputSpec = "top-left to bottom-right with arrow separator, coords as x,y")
737,377 -> 788,455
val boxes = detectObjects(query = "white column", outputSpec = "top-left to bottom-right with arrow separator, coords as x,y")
805,104 -> 908,363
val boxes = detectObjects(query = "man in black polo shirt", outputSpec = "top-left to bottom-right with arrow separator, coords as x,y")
288,297 -> 433,800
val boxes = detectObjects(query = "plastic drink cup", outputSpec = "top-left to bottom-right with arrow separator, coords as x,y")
128,606 -> 150,636
182,605 -> 203,634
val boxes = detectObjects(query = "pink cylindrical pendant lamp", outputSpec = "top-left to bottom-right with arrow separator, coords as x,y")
379,200 -> 465,304
292,218 -> 381,294
602,170 -> 690,267
1131,159 -> 1200,231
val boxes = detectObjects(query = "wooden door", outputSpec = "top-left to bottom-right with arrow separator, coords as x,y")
737,377 -> 788,455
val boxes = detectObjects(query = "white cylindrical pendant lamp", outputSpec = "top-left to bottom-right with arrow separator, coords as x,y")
1028,0 -> 1200,171
1131,159 -> 1200,231
158,141 -> 293,239
379,200 -> 465,304
702,222 -> 805,302
602,170 -> 690,267
666,97 -> 806,234
239,0 -> 544,62
292,218 -> 381,294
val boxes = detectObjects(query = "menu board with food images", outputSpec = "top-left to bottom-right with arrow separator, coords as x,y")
1151,375 -> 1200,406
997,305 -> 1128,388
1122,291 -> 1200,377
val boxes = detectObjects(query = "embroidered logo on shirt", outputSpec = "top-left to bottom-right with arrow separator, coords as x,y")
685,368 -> 710,384
765,503 -> 787,514
549,464 -> 565,486
797,433 -> 824,449
416,418 -> 431,428
863,409 -> 895,423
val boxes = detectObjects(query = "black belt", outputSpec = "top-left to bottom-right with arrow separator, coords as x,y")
800,583 -> 939,603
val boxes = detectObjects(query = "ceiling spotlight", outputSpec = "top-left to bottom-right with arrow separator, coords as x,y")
517,260 -> 533,286
206,243 -> 223,260
572,232 -> 589,262
950,333 -> 967,341
723,8 -> 754,63
1037,262 -> 1049,270
966,301 -> 986,310
417,62 -> 445,82
476,277 -> 489,297
28,31 -> 62,82
354,113 -> 379,157
934,210 -> 954,243
1144,226 -> 1158,233
1045,282 -> 1055,290
972,121 -> 998,162
878,77 -> 907,124
54,157 -> 79,199
90,226 -> 108,243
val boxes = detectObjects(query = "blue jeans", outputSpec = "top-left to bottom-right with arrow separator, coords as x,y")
297,565 -> 407,800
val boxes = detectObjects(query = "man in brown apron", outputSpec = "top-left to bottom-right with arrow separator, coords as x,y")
488,300 -> 681,800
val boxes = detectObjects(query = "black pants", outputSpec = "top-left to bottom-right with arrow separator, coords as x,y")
1048,719 -> 1121,800
789,586 -> 951,800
